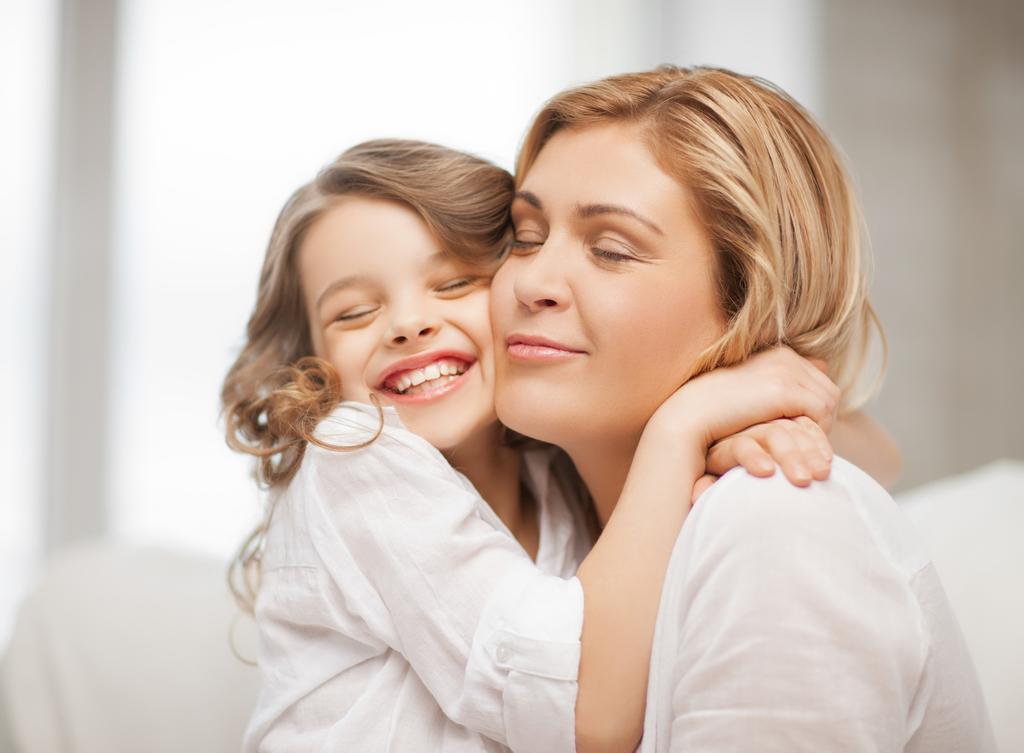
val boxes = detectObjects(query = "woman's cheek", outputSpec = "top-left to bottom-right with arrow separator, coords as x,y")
594,276 -> 720,411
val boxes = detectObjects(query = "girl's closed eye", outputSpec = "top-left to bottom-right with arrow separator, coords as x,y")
334,305 -> 379,323
436,276 -> 480,294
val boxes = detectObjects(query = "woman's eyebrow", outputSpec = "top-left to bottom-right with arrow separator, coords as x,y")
577,203 -> 664,236
514,190 -> 542,209
514,191 -> 664,236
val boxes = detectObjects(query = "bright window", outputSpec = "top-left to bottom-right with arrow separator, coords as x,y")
0,0 -> 57,647
108,0 -> 579,557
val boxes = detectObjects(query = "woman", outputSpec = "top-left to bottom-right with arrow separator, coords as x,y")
491,66 -> 994,752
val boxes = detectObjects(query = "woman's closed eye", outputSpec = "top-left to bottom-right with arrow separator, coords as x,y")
590,236 -> 649,265
509,234 -> 544,253
591,247 -> 637,263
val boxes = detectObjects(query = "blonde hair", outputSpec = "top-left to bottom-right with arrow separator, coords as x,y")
517,65 -> 885,408
221,139 -> 514,614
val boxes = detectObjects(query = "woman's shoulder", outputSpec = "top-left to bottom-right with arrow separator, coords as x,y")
693,456 -> 931,578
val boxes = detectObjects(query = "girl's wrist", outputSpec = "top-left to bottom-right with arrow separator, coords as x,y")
639,406 -> 709,465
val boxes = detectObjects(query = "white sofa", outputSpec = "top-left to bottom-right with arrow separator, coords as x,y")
0,545 -> 260,753
896,460 -> 1024,751
2,460 -> 1021,752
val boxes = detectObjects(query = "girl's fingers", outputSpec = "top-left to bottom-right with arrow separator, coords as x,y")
798,378 -> 839,434
707,435 -> 775,477
803,367 -> 841,430
785,418 -> 832,481
794,415 -> 834,463
734,436 -> 777,477
779,349 -> 840,431
756,422 -> 811,486
771,349 -> 839,432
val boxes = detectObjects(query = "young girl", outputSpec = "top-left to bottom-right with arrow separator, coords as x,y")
221,139 -> 897,752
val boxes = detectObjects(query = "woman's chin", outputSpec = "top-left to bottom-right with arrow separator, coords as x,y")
495,377 -> 660,451
493,386 -> 546,440
494,384 -> 589,448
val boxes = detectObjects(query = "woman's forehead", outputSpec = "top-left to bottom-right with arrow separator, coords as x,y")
515,125 -> 703,237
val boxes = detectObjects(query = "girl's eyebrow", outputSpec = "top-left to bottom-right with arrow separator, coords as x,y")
316,254 -> 458,313
316,274 -> 373,312
424,250 -> 450,268
514,190 -> 664,236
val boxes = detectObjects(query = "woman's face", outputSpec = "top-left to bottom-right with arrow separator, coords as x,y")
491,124 -> 726,447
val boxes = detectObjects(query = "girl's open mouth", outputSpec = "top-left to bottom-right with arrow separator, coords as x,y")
378,356 -> 476,404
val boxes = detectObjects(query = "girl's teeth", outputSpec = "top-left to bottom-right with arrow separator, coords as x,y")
389,358 -> 470,394
402,374 -> 458,396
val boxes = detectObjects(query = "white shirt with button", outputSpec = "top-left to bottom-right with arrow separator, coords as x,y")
242,401 -> 593,753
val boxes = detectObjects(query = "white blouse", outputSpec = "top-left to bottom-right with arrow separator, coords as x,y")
242,401 -> 592,753
639,456 -> 996,753
244,401 -> 994,753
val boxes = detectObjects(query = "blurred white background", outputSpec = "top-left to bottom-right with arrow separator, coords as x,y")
1,0 -> 1021,651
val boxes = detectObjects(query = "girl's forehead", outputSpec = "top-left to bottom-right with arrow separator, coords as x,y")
300,198 -> 454,280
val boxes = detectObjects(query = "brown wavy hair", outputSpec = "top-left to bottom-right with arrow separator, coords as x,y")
221,139 -> 514,614
517,66 -> 885,409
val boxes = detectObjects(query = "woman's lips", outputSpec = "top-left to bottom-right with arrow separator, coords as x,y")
505,334 -> 586,362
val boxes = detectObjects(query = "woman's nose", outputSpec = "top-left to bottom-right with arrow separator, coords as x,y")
512,242 -> 571,313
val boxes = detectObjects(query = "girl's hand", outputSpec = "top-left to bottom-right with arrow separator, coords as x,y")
644,346 -> 840,459
691,416 -> 834,503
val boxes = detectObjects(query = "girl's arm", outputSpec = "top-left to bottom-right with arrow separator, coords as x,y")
304,406 -> 587,753
573,347 -> 839,753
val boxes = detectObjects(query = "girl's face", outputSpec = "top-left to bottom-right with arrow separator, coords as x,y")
491,124 -> 726,447
299,197 -> 497,450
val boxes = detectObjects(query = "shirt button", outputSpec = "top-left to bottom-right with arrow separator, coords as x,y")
496,644 -> 511,663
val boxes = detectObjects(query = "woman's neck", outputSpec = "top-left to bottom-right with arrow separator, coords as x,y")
561,435 -> 640,528
443,423 -> 528,542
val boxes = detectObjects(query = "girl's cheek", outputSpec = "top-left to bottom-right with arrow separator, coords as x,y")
488,263 -> 517,318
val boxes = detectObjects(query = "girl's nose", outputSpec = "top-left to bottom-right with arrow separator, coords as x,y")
386,310 -> 440,346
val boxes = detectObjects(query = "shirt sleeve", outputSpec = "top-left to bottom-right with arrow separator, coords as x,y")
645,465 -> 929,753
300,407 -> 583,753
